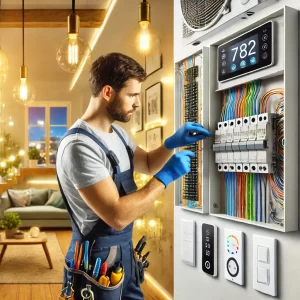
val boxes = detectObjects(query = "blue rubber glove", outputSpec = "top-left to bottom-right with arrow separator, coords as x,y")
154,150 -> 196,188
164,122 -> 211,150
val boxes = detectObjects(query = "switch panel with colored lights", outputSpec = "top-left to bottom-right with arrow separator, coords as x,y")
225,228 -> 244,285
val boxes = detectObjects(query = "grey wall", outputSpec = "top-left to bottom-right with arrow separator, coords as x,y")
174,0 -> 300,299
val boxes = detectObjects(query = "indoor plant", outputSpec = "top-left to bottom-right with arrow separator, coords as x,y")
0,212 -> 22,238
27,147 -> 40,168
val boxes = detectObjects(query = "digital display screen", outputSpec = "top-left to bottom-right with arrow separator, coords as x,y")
218,21 -> 273,82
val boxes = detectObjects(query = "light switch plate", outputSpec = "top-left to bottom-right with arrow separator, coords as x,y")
253,235 -> 277,296
225,228 -> 244,285
181,219 -> 195,266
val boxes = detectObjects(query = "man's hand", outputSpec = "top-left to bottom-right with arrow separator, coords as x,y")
154,150 -> 196,188
164,122 -> 211,150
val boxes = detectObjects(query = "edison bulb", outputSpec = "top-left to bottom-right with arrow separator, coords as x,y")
139,25 -> 150,52
56,35 -> 91,73
13,78 -> 36,106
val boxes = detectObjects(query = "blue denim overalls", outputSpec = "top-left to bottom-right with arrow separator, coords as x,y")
57,125 -> 144,300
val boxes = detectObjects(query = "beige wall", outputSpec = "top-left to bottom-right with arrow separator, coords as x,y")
2,0 -> 174,296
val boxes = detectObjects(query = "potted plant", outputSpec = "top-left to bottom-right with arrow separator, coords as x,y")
28,147 -> 40,168
0,212 -> 22,238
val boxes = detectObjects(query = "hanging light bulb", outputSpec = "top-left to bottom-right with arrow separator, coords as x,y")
56,0 -> 91,73
138,0 -> 151,52
13,0 -> 35,106
0,48 -> 8,85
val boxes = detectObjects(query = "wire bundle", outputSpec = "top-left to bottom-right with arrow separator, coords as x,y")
221,83 -> 284,224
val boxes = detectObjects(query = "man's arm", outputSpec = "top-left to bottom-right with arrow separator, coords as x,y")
133,145 -> 173,175
78,150 -> 195,231
78,176 -> 164,231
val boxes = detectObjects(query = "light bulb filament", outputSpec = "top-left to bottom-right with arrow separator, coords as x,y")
20,78 -> 28,101
140,27 -> 150,51
68,35 -> 79,65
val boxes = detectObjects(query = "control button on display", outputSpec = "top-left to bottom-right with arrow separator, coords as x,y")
205,261 -> 211,269
222,61 -> 226,67
240,60 -> 246,68
262,43 -> 268,50
231,64 -> 236,71
262,34 -> 268,41
262,52 -> 268,59
222,54 -> 226,59
250,57 -> 256,65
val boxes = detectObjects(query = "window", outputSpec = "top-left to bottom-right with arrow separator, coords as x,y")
26,102 -> 71,167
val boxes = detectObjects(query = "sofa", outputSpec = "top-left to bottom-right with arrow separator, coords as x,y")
0,188 -> 71,228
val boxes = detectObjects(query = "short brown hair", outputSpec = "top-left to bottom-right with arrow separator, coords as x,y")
89,52 -> 146,97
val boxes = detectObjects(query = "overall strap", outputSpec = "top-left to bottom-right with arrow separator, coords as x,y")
112,125 -> 134,171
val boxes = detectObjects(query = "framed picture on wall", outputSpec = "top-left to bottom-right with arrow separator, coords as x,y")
132,105 -> 143,132
145,45 -> 162,76
145,82 -> 162,124
146,127 -> 162,151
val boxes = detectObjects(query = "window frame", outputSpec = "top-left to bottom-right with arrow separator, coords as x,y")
25,101 -> 71,167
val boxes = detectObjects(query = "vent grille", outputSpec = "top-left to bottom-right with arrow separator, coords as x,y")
183,21 -> 195,38
181,0 -> 230,32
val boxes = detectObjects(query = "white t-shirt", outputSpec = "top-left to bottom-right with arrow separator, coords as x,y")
56,119 -> 136,235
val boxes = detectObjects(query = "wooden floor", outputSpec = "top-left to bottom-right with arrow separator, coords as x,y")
0,230 -> 162,300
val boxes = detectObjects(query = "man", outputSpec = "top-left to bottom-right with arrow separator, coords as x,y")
56,52 -> 210,299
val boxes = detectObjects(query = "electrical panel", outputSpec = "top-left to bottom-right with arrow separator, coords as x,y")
175,6 -> 299,232
175,48 -> 209,214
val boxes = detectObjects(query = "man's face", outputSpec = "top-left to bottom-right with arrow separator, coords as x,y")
106,79 -> 142,123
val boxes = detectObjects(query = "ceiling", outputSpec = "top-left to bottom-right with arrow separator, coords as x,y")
0,0 -> 113,104
1,0 -> 111,9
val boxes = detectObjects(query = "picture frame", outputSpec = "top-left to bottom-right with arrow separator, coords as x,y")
132,105 -> 143,132
145,45 -> 162,76
146,127 -> 162,151
145,82 -> 162,124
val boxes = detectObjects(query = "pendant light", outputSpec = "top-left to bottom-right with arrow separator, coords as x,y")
13,0 -> 35,106
56,0 -> 91,73
138,0 -> 151,52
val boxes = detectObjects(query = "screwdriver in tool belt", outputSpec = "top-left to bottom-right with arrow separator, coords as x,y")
141,251 -> 151,262
135,236 -> 146,253
137,241 -> 147,259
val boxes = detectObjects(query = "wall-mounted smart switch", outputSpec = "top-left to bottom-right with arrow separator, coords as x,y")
202,223 -> 217,277
225,228 -> 244,285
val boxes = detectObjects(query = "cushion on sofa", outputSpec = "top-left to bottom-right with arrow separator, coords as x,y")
5,206 -> 69,220
29,188 -> 49,205
45,190 -> 66,209
7,189 -> 30,207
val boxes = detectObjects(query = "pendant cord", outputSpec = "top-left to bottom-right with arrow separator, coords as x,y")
72,0 -> 75,13
22,0 -> 24,65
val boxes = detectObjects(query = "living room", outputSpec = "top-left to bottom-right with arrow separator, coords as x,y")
0,0 -> 173,299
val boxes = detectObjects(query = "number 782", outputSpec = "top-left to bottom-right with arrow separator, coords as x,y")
231,40 -> 256,62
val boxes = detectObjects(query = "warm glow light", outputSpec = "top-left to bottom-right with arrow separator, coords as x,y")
8,120 -> 14,127
19,150 -> 25,156
161,77 -> 173,84
68,34 -> 79,65
0,137 -> 3,142
70,0 -> 118,91
141,174 -> 148,181
0,161 -> 6,168
138,144 -> 144,149
37,120 -> 44,125
144,273 -> 172,300
139,27 -> 150,51
9,155 -> 15,162
36,144 -> 41,150
27,180 -> 58,184
136,219 -> 143,227
149,219 -> 156,227
131,129 -> 136,135
20,78 -> 28,100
